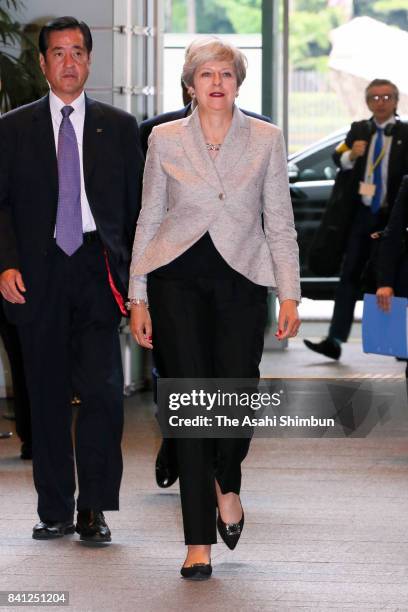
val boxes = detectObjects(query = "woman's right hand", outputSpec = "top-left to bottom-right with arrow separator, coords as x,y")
130,304 -> 153,349
376,286 -> 394,312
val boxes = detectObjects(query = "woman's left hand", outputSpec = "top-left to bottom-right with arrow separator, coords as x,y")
276,299 -> 301,340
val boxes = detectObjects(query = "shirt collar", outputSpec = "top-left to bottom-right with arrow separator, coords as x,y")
49,90 -> 85,120
374,115 -> 396,129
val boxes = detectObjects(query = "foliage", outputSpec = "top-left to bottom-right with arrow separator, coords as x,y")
0,0 -> 47,112
166,0 -> 407,72
293,0 -> 329,11
354,0 -> 408,30
213,0 -> 261,34
168,0 -> 261,34
289,8 -> 344,71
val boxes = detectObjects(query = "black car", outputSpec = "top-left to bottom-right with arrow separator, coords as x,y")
287,128 -> 346,299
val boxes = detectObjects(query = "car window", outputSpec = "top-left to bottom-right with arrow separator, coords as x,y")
295,141 -> 340,181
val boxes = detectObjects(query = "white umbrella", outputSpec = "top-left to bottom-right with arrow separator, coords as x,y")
329,17 -> 408,119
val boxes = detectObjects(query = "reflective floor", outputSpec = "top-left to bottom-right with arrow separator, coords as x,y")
0,325 -> 407,611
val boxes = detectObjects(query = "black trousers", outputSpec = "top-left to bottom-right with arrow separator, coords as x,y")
148,273 -> 268,544
329,205 -> 385,342
17,237 -> 124,522
0,304 -> 31,445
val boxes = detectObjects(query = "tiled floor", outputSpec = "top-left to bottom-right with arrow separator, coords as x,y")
0,327 -> 407,611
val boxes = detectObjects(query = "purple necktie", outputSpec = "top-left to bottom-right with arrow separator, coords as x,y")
55,105 -> 83,255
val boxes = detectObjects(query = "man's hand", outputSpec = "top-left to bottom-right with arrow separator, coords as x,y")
376,286 -> 394,312
349,140 -> 367,161
130,303 -> 153,349
276,299 -> 301,340
0,269 -> 26,304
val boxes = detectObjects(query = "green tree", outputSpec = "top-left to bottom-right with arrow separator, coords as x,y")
0,0 -> 47,111
166,0 -> 262,34
353,0 -> 408,30
165,0 -> 347,71
293,0 -> 329,11
289,8 -> 344,71
215,0 -> 261,33
167,0 -> 187,32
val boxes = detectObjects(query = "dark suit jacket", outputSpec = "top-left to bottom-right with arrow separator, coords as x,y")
139,103 -> 271,155
333,118 -> 408,213
377,174 -> 408,294
0,93 -> 144,324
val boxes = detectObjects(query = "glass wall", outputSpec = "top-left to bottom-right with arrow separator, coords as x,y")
163,1 -> 263,113
162,1 -> 408,153
288,0 -> 408,153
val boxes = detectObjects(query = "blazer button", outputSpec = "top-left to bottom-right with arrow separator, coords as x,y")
218,193 -> 225,200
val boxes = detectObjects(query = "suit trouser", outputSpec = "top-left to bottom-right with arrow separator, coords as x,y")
148,273 -> 268,544
0,304 -> 31,445
17,238 -> 124,522
329,205 -> 384,342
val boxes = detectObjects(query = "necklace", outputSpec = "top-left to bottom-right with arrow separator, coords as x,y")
206,142 -> 222,152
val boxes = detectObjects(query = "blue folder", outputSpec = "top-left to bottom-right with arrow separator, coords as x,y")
362,293 -> 408,358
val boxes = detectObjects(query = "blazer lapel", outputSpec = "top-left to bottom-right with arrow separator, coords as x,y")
214,106 -> 250,180
180,106 -> 251,195
83,95 -> 105,187
180,108 -> 223,193
32,94 -> 58,199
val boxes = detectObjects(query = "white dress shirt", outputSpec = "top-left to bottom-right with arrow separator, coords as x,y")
49,90 -> 96,233
340,116 -> 396,209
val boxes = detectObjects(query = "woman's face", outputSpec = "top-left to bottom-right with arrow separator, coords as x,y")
191,60 -> 238,113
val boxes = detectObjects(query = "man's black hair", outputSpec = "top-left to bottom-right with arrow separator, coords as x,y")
39,16 -> 92,56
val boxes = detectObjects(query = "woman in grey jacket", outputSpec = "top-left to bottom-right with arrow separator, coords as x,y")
129,37 -> 301,579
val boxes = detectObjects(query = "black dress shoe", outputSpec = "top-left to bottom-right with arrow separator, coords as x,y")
32,520 -> 75,540
303,338 -> 341,360
217,510 -> 244,550
20,442 -> 32,460
76,510 -> 111,543
180,563 -> 212,581
155,441 -> 178,488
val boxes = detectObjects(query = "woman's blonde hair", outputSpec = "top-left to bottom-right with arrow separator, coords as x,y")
182,36 -> 247,88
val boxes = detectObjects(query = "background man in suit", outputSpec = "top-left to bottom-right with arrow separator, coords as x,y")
139,84 -> 271,489
304,79 -> 408,360
376,175 -> 408,309
0,17 -> 143,541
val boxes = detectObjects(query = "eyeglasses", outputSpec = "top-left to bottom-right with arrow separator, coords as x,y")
367,94 -> 395,103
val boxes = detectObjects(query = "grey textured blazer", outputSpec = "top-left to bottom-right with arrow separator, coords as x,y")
129,106 -> 300,302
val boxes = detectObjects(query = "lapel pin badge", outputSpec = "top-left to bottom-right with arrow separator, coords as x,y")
397,140 -> 402,144
96,128 -> 103,133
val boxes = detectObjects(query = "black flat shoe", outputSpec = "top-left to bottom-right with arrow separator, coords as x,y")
303,338 -> 341,360
217,510 -> 245,550
32,520 -> 75,540
155,441 -> 178,488
76,510 -> 111,543
180,563 -> 212,581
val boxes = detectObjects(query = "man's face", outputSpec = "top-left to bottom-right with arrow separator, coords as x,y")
39,28 -> 91,103
366,85 -> 398,123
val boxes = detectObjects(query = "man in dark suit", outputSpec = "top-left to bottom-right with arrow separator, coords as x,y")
376,175 -> 408,304
304,79 -> 408,360
0,17 -> 143,541
141,96 -> 271,489
376,175 -> 408,377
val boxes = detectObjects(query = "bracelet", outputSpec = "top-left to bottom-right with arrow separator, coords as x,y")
125,298 -> 149,310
